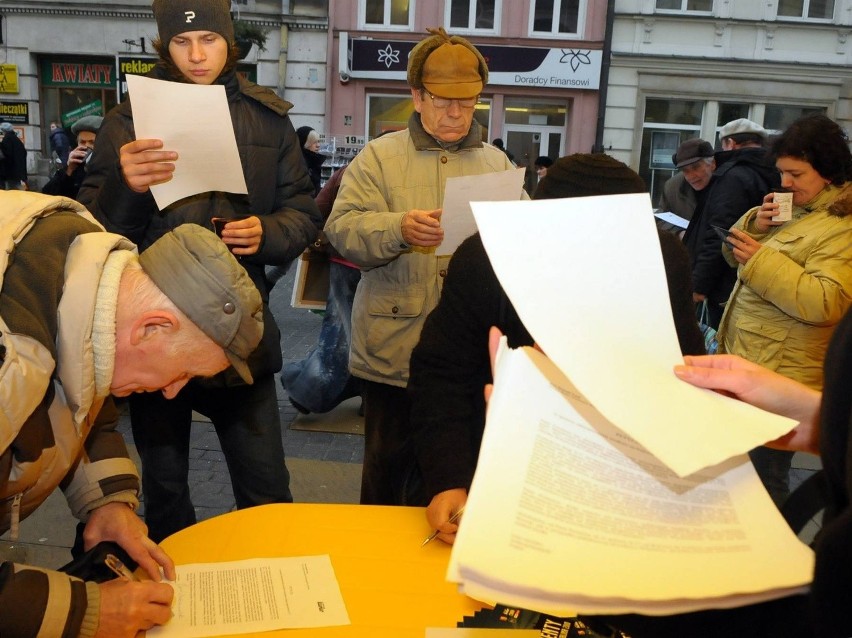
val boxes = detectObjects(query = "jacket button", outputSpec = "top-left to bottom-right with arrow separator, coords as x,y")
391,306 -> 399,314
439,269 -> 447,278
440,156 -> 448,164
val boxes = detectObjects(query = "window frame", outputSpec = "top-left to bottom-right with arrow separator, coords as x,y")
444,0 -> 502,35
774,0 -> 835,22
654,0 -> 713,15
527,0 -> 588,40
358,0 -> 415,31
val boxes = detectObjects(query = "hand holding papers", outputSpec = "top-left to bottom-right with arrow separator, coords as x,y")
449,343 -> 814,616
126,75 -> 248,209
472,195 -> 797,476
437,167 -> 526,256
446,195 -> 814,616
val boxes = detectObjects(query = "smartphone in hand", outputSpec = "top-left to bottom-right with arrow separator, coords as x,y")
710,224 -> 735,247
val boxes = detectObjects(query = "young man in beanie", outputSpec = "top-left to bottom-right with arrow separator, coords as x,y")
682,118 -> 778,329
324,28 -> 518,505
42,115 -> 104,201
1,192 -> 264,637
78,0 -> 321,542
407,154 -> 706,544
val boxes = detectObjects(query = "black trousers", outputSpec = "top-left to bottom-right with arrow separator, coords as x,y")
359,380 -> 424,506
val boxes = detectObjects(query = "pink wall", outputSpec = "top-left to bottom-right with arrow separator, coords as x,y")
324,0 -> 606,155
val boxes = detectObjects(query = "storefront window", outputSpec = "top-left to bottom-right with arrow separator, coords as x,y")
447,0 -> 499,32
362,0 -> 413,29
39,56 -> 116,157
530,0 -> 584,37
777,0 -> 834,20
503,99 -> 566,127
640,98 -> 705,206
656,0 -> 712,11
764,104 -> 825,133
366,92 -> 491,140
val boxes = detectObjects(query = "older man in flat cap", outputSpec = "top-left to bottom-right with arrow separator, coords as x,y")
325,28 -> 518,506
1,192 -> 264,637
42,115 -> 103,200
682,119 -> 778,329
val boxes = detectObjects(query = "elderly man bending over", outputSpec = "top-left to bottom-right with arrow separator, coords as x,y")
0,192 -> 263,638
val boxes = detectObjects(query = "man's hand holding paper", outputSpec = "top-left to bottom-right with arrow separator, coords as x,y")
120,138 -> 178,193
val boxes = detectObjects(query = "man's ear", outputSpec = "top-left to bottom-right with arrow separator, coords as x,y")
411,87 -> 424,113
129,310 -> 180,346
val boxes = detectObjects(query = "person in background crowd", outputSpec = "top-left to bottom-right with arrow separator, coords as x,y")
78,0 -> 321,542
717,113 -> 852,506
682,118 -> 779,329
42,115 -> 103,200
297,125 -> 326,196
281,164 -> 363,415
324,27 -> 518,505
534,155 -> 553,179
1,122 -> 28,190
1,192 -> 265,638
656,138 -> 715,236
492,137 -> 515,164
408,153 -> 705,543
48,120 -> 73,167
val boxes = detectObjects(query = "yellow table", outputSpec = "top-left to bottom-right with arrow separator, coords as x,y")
160,503 -> 486,637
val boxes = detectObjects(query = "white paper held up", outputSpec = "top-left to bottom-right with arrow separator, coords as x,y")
126,75 -> 248,210
438,167 -> 526,256
448,344 -> 813,616
472,195 -> 796,476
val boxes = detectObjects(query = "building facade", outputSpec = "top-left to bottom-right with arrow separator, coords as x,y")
324,0 -> 607,192
605,0 -> 852,204
0,0 -> 328,187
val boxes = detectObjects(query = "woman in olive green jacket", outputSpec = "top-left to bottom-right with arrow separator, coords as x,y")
719,114 -> 852,504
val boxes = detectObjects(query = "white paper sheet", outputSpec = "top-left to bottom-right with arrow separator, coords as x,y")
147,555 -> 349,637
448,345 -> 813,616
472,195 -> 796,476
654,211 -> 690,229
126,74 -> 248,210
438,167 -> 526,256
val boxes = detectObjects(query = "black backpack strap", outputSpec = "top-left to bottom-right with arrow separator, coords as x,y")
781,469 -> 828,536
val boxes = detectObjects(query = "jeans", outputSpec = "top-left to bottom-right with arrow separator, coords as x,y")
281,262 -> 362,413
129,374 -> 292,542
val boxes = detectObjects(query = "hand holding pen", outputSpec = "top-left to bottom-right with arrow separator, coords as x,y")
422,505 -> 466,546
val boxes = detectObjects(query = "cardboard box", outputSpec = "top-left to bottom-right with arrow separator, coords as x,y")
290,250 -> 329,310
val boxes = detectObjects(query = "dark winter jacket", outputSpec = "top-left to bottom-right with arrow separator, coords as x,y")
683,147 -> 779,304
78,65 -> 322,377
1,131 -> 27,184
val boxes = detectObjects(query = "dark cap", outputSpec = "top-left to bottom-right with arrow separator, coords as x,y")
71,115 -> 103,136
407,27 -> 488,99
152,0 -> 235,45
534,153 -> 646,200
672,139 -> 715,168
139,225 -> 263,384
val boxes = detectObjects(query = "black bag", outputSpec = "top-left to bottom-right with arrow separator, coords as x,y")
58,541 -> 137,583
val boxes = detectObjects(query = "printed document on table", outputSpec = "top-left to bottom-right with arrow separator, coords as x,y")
126,75 -> 247,210
471,195 -> 796,476
147,555 -> 349,638
437,167 -> 525,256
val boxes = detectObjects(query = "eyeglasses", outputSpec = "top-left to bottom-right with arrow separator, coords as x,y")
422,90 -> 479,109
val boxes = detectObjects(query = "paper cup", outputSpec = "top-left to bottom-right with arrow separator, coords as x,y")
772,192 -> 793,222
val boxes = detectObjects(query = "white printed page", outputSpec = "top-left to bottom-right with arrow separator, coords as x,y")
438,167 -> 526,256
472,195 -> 796,476
449,346 -> 814,616
148,555 -> 349,637
126,75 -> 248,210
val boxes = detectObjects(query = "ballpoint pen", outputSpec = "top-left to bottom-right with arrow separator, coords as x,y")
421,506 -> 466,547
105,553 -> 139,582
